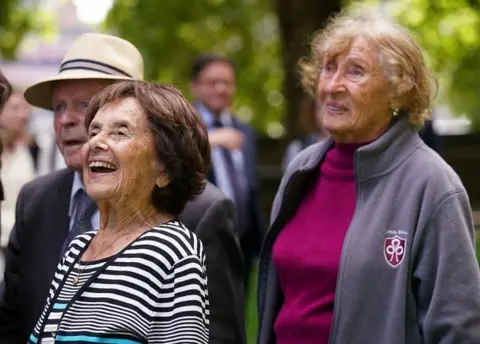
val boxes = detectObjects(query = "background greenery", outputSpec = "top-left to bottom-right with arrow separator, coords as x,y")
98,0 -> 480,134
0,0 -> 54,60
105,0 -> 285,138
382,0 -> 480,127
4,0 -> 480,135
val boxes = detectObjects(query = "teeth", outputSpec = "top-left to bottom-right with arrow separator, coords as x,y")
328,105 -> 344,111
88,161 -> 117,170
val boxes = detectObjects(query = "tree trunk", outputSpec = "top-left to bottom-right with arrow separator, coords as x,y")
273,0 -> 342,140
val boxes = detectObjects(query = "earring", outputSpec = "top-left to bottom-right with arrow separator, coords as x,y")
392,108 -> 399,117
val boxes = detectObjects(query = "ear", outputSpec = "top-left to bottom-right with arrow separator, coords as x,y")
156,174 -> 170,188
150,158 -> 170,188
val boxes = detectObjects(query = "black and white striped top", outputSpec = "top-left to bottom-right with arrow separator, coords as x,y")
29,220 -> 209,344
40,259 -> 106,343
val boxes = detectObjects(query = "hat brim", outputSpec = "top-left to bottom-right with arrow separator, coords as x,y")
24,70 -> 136,111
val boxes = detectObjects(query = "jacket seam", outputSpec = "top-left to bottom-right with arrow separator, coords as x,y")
418,189 -> 465,235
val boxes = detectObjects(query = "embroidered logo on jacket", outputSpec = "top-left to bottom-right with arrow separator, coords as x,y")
384,234 -> 406,267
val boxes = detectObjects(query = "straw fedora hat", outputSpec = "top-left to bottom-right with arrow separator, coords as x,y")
24,33 -> 144,110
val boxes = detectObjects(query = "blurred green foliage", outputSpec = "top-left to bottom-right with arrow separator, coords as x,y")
104,0 -> 284,137
106,0 -> 480,134
0,0 -> 53,60
380,0 -> 480,127
3,0 -> 480,134
0,0 -> 33,58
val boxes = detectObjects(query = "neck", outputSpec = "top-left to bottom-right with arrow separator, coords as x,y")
332,118 -> 392,144
199,101 -> 224,117
97,201 -> 173,234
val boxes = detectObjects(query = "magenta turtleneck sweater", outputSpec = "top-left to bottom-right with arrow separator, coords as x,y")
273,142 -> 363,344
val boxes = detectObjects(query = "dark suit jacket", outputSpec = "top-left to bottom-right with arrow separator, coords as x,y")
419,119 -> 443,156
206,116 -> 265,243
0,169 -> 245,344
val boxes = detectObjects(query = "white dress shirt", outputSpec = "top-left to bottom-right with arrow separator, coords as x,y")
197,103 -> 247,203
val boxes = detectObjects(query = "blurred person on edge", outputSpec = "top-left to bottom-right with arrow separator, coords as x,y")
0,92 -> 36,257
0,71 -> 12,245
190,55 -> 265,292
257,7 -> 480,344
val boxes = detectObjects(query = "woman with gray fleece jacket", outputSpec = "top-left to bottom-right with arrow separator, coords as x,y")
257,8 -> 480,344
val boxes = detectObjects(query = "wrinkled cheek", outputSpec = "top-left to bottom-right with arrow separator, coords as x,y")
118,160 -> 152,200
117,168 -> 136,198
53,118 -> 62,137
55,136 -> 63,151
317,86 -> 326,101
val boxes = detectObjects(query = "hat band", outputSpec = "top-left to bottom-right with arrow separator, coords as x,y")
60,58 -> 132,77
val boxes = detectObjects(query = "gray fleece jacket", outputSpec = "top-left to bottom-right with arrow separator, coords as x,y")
257,118 -> 480,344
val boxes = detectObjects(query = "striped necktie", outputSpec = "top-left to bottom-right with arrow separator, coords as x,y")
61,189 -> 97,256
212,119 -> 248,235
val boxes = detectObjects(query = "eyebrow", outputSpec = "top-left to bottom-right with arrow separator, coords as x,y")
111,120 -> 130,128
89,119 -> 131,130
345,56 -> 372,69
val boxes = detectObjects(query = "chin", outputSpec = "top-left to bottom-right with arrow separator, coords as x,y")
84,185 -> 115,202
323,122 -> 345,134
208,102 -> 227,113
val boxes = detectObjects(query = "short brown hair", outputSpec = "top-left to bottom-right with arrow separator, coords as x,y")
0,70 -> 12,112
299,7 -> 436,128
191,54 -> 236,80
85,80 -> 211,215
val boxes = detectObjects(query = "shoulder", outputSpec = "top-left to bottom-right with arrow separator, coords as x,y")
21,168 -> 73,197
63,231 -> 96,263
179,181 -> 234,231
193,181 -> 228,208
271,141 -> 328,220
283,140 -> 327,179
141,220 -> 205,263
17,168 -> 73,215
409,143 -> 465,197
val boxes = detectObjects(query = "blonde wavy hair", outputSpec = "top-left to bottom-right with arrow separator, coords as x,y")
299,7 -> 437,128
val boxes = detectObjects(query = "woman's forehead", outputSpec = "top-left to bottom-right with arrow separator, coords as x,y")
93,98 -> 146,127
323,35 -> 379,62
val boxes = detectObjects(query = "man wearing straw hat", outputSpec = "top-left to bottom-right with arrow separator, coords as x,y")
0,33 -> 245,344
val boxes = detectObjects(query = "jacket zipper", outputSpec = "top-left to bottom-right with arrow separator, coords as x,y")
328,154 -> 361,344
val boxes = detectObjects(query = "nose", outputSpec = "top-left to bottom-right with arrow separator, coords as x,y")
58,107 -> 80,127
214,81 -> 229,94
88,131 -> 109,152
324,70 -> 346,94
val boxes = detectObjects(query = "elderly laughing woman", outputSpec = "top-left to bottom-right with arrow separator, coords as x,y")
29,81 -> 210,343
257,8 -> 480,344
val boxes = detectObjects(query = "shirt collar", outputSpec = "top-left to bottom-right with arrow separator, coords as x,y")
69,171 -> 85,217
196,102 -> 233,128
